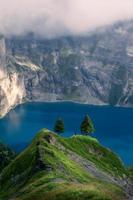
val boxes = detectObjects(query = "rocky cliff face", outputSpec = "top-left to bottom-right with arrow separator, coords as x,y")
0,36 -> 25,117
0,20 -> 133,116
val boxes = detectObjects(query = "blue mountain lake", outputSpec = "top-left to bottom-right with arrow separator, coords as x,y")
0,102 -> 133,165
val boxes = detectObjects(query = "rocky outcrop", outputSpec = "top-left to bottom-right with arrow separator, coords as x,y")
0,20 -> 133,116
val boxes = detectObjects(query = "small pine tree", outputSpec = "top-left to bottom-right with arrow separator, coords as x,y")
54,118 -> 65,134
80,114 -> 94,135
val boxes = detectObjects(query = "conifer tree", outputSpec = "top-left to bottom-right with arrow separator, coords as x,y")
54,118 -> 65,134
80,114 -> 94,135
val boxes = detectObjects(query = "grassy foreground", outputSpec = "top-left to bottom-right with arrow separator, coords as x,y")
0,129 -> 128,200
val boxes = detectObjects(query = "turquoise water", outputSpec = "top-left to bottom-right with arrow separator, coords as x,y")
0,102 -> 133,165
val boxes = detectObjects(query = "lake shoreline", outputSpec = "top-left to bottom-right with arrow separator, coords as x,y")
1,99 -> 133,119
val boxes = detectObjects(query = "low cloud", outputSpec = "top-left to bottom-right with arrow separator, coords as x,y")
0,0 -> 133,38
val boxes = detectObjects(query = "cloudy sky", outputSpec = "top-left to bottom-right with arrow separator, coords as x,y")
0,0 -> 133,37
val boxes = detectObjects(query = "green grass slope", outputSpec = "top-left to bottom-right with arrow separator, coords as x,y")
0,129 -> 128,200
128,167 -> 133,179
0,142 -> 16,172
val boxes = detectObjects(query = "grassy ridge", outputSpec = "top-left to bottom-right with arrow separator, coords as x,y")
0,129 -> 127,200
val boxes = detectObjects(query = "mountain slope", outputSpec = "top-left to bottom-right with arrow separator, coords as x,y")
0,20 -> 133,116
0,129 -> 132,200
0,142 -> 15,171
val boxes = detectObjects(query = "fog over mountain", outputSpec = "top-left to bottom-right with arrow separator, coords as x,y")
0,0 -> 133,117
1,0 -> 133,37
